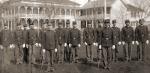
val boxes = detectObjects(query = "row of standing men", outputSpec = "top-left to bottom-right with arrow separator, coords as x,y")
0,18 -> 149,71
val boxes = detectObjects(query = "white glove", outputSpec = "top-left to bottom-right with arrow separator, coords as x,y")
112,45 -> 115,50
69,44 -> 72,47
0,45 -> 3,50
35,43 -> 39,46
78,44 -> 81,47
99,45 -> 102,50
55,48 -> 58,53
132,41 -> 135,44
42,49 -> 46,53
85,42 -> 87,45
9,45 -> 12,49
12,44 -> 15,48
95,43 -> 98,46
118,42 -> 121,45
39,43 -> 41,47
93,43 -> 96,46
23,44 -> 25,48
122,41 -> 125,45
136,41 -> 139,45
64,43 -> 67,47
146,40 -> 149,44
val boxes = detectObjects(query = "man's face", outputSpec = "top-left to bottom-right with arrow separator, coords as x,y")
126,22 -> 130,26
4,26 -> 8,30
104,23 -> 109,27
139,20 -> 144,25
30,25 -> 34,29
58,24 -> 62,28
113,23 -> 116,27
73,24 -> 77,28
17,25 -> 21,29
87,24 -> 92,28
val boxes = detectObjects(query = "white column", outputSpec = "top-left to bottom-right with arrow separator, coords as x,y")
18,6 -> 20,21
104,0 -> 107,19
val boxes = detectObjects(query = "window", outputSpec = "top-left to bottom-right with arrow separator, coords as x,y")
81,20 -> 86,28
107,7 -> 111,14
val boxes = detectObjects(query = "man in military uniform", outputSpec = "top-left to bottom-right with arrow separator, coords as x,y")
55,21 -> 65,63
101,19 -> 113,70
45,22 -> 57,72
64,20 -> 71,62
69,21 -> 81,63
111,20 -> 121,62
0,23 -> 13,66
122,20 -> 134,61
14,22 -> 23,64
135,19 -> 149,61
28,19 -> 39,64
83,22 -> 95,62
22,21 -> 29,64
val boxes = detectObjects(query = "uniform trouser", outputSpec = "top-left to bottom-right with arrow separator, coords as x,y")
23,46 -> 29,63
137,42 -> 146,61
112,45 -> 119,61
15,45 -> 23,63
123,43 -> 132,60
29,45 -> 37,63
47,50 -> 54,68
58,45 -> 64,62
102,47 -> 111,67
71,46 -> 79,62
64,45 -> 69,62
86,45 -> 93,60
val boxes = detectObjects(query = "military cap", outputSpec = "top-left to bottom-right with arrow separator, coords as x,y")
58,21 -> 62,25
87,20 -> 92,24
66,20 -> 70,24
139,19 -> 145,22
104,19 -> 110,24
112,20 -> 116,24
23,24 -> 28,27
4,23 -> 8,26
17,23 -> 21,26
73,21 -> 77,25
45,19 -> 49,24
39,19 -> 44,24
125,19 -> 130,23
50,20 -> 55,24
27,18 -> 32,25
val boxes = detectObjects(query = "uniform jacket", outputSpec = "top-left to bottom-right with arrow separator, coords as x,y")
122,26 -> 134,43
112,27 -> 121,45
45,29 -> 57,50
28,29 -> 38,45
55,28 -> 65,45
64,28 -> 71,44
83,27 -> 95,45
0,29 -> 13,47
14,29 -> 23,46
101,27 -> 113,47
70,28 -> 81,46
22,29 -> 29,44
135,25 -> 149,43
94,27 -> 103,45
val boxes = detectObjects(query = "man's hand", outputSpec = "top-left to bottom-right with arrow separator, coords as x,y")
85,42 -> 87,45
78,44 -> 81,47
93,43 -> 96,46
132,41 -> 135,45
136,41 -> 139,45
122,41 -> 125,45
95,43 -> 98,46
99,45 -> 102,50
38,43 -> 41,47
0,45 -> 3,50
69,44 -> 72,47
42,49 -> 46,53
118,42 -> 121,45
112,45 -> 115,50
146,40 -> 149,44
64,43 -> 67,47
23,44 -> 25,48
35,43 -> 39,46
55,48 -> 58,53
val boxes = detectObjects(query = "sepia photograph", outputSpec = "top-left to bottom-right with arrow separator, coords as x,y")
0,0 -> 150,73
